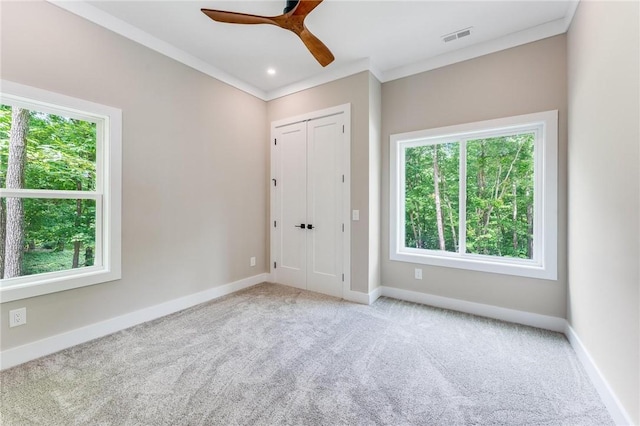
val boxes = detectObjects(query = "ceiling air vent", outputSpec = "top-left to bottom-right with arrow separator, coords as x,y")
442,27 -> 473,43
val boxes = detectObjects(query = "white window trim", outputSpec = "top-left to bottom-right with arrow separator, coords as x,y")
0,80 -> 122,302
389,110 -> 557,280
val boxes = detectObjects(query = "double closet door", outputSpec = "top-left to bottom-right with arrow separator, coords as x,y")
271,112 -> 347,299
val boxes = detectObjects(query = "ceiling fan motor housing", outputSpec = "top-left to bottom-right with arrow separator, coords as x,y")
283,0 -> 299,14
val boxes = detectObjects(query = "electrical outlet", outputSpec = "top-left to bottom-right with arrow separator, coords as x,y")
414,268 -> 423,280
250,256 -> 256,267
9,307 -> 27,327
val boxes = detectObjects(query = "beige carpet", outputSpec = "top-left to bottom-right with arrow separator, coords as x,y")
0,283 -> 613,425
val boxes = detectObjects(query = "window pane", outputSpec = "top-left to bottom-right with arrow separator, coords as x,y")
465,133 -> 535,259
0,104 -> 97,191
1,197 -> 97,278
404,143 -> 459,252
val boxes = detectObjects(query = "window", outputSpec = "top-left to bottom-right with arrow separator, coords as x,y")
390,111 -> 557,280
0,81 -> 121,302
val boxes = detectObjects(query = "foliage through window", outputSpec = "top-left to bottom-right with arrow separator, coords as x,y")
0,81 -> 121,302
1,106 -> 97,278
390,111 -> 558,280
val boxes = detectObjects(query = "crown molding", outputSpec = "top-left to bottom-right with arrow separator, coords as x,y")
48,1 -> 268,100
564,0 -> 581,31
265,58 -> 375,101
381,17 -> 568,83
48,1 -> 574,102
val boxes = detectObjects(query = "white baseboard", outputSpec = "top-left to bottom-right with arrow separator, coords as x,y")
0,273 -> 268,371
377,285 -> 634,425
369,286 -> 383,304
343,286 -> 382,305
2,277 -> 632,425
565,324 -> 634,426
342,289 -> 370,304
379,286 -> 566,332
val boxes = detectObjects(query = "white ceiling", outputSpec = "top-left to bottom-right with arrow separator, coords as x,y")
51,1 -> 578,100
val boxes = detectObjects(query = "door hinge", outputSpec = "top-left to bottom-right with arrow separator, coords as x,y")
272,178 -> 277,187
342,125 -> 345,133
274,138 -> 277,145
274,221 -> 277,228
342,273 -> 344,282
274,261 -> 277,269
342,223 -> 344,232
342,174 -> 344,183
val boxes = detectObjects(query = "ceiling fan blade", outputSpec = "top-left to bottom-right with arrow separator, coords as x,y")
291,0 -> 324,17
201,9 -> 277,26
202,2 -> 335,67
298,27 -> 335,67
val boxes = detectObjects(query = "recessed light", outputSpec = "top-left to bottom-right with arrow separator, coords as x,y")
267,68 -> 276,76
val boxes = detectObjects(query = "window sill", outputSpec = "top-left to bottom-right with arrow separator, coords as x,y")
390,250 -> 557,281
0,267 -> 121,302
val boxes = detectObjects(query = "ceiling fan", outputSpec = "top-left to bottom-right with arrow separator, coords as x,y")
201,0 -> 335,67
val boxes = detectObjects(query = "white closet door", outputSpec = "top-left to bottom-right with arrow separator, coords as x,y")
306,114 -> 344,298
272,111 -> 345,299
274,121 -> 307,289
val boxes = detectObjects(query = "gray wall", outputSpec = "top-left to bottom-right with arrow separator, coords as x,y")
368,75 -> 382,293
267,72 -> 380,294
2,4 -> 637,421
0,1 -> 268,351
381,35 -> 568,317
567,1 -> 640,423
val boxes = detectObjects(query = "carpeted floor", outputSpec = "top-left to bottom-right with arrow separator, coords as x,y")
0,283 -> 613,425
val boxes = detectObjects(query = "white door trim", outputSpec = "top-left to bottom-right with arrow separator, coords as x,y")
270,103 -> 351,298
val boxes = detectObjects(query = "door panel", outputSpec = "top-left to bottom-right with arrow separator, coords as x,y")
275,122 -> 306,289
306,115 -> 343,298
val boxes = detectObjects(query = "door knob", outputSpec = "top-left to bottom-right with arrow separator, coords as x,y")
307,224 -> 314,230
295,224 -> 306,229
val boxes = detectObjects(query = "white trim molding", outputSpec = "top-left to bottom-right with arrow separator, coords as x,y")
265,59 -> 376,101
0,80 -> 122,303
48,1 -> 575,102
369,287 -> 383,305
346,284 -> 565,332
342,289 -> 370,305
48,0 -> 267,100
565,324 -> 635,426
381,18 -> 568,83
564,0 -> 581,31
0,273 -> 268,370
343,287 -> 382,305
2,277 -> 631,425
378,286 -> 566,331
373,285 -> 632,425
270,104 -> 351,302
389,111 -> 558,280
